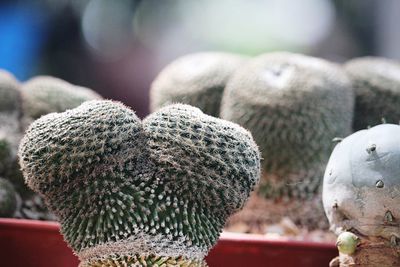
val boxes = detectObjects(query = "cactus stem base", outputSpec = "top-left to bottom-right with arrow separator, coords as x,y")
331,238 -> 400,267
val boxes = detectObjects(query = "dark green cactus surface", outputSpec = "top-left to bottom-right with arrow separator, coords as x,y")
220,52 -> 354,200
150,52 -> 246,117
19,100 -> 260,266
344,57 -> 400,131
0,177 -> 18,217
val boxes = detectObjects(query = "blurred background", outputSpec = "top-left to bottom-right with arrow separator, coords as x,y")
0,0 -> 398,117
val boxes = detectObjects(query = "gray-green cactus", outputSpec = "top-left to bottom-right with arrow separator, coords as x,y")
221,52 -> 354,199
150,52 -> 246,117
0,70 -> 21,113
345,57 -> 400,131
0,177 -> 18,217
19,100 -> 260,266
220,52 -> 354,229
0,132 -> 13,176
323,124 -> 400,266
20,76 -> 102,128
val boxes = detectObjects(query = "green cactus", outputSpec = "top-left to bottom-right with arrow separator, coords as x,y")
19,100 -> 260,266
0,132 -> 13,176
220,52 -> 354,229
0,177 -> 18,217
344,57 -> 400,131
150,52 -> 246,117
20,76 -> 102,128
0,70 -> 21,113
323,124 -> 400,266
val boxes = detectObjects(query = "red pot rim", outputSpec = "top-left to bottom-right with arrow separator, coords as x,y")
0,218 -> 335,248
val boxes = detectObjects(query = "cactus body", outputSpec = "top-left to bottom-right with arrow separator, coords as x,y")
323,124 -> 400,266
221,52 -> 354,199
19,100 -> 260,266
150,52 -> 246,117
21,76 -> 102,127
220,52 -> 354,230
0,177 -> 18,217
345,57 -> 400,131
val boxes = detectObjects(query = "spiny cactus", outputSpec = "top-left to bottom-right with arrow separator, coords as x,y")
19,100 -> 260,266
345,57 -> 400,131
323,124 -> 400,266
0,177 -> 18,217
150,52 -> 246,117
20,76 -> 102,128
221,52 -> 354,229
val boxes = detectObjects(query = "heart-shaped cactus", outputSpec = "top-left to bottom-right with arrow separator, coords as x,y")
345,57 -> 400,131
19,100 -> 260,266
150,52 -> 246,117
323,124 -> 400,266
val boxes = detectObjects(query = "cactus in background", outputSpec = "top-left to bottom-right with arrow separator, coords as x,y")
345,57 -> 400,131
0,70 -> 21,149
0,177 -> 18,218
0,70 -> 26,199
20,76 -> 102,128
150,52 -> 246,117
19,100 -> 260,266
221,52 -> 354,229
323,124 -> 400,266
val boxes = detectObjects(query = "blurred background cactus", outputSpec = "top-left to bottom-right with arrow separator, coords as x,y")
19,100 -> 260,266
150,52 -> 246,117
344,57 -> 400,131
220,52 -> 354,231
323,124 -> 400,266
20,76 -> 102,128
0,70 -> 102,220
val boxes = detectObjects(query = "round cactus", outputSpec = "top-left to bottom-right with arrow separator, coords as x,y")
0,177 -> 18,217
323,123 -> 400,266
0,132 -> 13,176
150,52 -> 247,117
20,76 -> 102,127
345,57 -> 400,131
19,100 -> 260,266
220,52 -> 354,229
0,70 -> 21,113
221,52 -> 354,199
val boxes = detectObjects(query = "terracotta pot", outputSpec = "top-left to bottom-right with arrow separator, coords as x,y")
0,218 -> 337,267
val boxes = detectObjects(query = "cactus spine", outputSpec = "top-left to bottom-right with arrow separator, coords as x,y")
19,100 -> 260,266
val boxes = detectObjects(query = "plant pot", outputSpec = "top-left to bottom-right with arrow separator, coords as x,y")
0,218 -> 337,267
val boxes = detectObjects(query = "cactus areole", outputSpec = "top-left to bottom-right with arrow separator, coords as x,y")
323,124 -> 400,266
18,100 -> 260,266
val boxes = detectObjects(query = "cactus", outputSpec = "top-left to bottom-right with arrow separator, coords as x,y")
323,124 -> 400,266
19,100 -> 260,266
221,52 -> 354,229
344,57 -> 400,131
0,70 -> 20,113
20,76 -> 102,128
0,177 -> 18,217
150,52 -> 246,117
